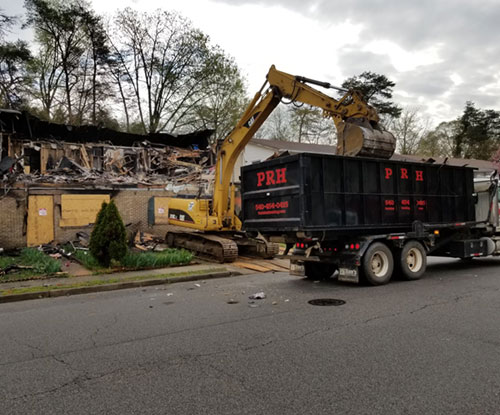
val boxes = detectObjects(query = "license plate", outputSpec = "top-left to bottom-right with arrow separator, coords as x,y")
339,267 -> 359,283
290,263 -> 305,276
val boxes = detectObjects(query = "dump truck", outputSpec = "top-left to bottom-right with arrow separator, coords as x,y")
241,152 -> 500,285
164,66 -> 396,262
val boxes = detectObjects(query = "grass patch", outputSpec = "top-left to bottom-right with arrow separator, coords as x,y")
0,267 -> 226,296
72,249 -> 103,272
120,249 -> 192,269
0,248 -> 62,282
71,247 -> 193,272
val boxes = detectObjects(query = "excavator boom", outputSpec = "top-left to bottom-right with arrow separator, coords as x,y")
164,66 -> 396,262
213,65 -> 396,228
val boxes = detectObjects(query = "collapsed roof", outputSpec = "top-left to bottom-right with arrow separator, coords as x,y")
0,109 -> 213,150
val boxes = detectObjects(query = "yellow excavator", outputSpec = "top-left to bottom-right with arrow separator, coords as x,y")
165,65 -> 396,262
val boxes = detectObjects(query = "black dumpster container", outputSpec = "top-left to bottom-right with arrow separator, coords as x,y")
241,153 -> 475,234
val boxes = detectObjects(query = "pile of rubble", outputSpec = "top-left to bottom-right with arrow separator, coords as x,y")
1,141 -> 215,190
0,109 -> 216,190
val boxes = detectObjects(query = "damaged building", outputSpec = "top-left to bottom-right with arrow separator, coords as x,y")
0,109 -> 216,249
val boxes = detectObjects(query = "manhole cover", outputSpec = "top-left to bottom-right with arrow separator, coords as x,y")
308,298 -> 346,306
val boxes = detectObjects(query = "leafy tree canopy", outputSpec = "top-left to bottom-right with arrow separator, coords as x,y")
341,71 -> 402,119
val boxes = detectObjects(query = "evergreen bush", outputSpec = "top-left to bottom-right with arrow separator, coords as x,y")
89,200 -> 127,267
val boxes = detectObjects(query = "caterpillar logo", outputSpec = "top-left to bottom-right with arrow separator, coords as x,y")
256,167 -> 287,187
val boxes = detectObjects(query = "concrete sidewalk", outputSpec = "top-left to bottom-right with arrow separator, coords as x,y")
0,263 -> 245,303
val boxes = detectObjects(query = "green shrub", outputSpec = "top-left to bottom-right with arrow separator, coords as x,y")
19,248 -> 61,274
89,200 -> 127,267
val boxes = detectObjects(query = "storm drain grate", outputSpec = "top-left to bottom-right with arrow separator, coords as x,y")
308,298 -> 346,306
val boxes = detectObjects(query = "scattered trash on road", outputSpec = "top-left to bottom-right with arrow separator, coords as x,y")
194,283 -> 201,288
227,299 -> 239,304
249,292 -> 266,300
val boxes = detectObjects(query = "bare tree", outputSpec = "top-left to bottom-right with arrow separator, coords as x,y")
388,106 -> 429,155
418,120 -> 458,158
27,39 -> 63,119
0,8 -> 17,40
290,106 -> 335,145
188,52 -> 247,143
111,8 -> 243,134
25,0 -> 91,123
255,106 -> 293,141
0,40 -> 31,108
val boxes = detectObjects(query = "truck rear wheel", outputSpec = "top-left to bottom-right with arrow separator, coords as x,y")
362,242 -> 394,285
398,241 -> 426,280
304,262 -> 337,280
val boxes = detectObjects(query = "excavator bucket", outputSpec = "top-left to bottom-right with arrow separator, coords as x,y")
336,118 -> 396,159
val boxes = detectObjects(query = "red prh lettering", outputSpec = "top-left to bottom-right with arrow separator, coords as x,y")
256,168 -> 287,187
415,170 -> 424,181
275,167 -> 287,184
385,168 -> 393,179
401,199 -> 411,210
256,172 -> 265,187
400,168 -> 408,179
266,170 -> 275,185
384,199 -> 395,211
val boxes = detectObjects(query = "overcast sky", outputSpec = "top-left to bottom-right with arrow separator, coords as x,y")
4,0 -> 500,126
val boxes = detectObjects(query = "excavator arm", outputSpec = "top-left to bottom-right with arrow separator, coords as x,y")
213,65 -> 396,229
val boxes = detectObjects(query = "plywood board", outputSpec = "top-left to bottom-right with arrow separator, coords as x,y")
238,257 -> 289,271
232,261 -> 272,272
27,195 -> 54,246
154,197 -> 170,224
59,194 -> 110,227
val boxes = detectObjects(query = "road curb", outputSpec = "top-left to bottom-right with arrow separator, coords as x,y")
0,270 -> 238,304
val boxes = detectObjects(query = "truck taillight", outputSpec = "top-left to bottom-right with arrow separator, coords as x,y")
296,242 -> 305,249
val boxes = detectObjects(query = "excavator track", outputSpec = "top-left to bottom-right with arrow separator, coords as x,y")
232,234 -> 280,259
165,231 -> 238,263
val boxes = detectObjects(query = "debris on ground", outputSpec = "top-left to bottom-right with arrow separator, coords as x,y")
0,264 -> 34,275
249,292 -> 266,300
133,231 -> 166,251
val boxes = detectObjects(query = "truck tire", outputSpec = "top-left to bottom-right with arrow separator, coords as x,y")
304,262 -> 337,280
398,241 -> 426,280
362,242 -> 394,285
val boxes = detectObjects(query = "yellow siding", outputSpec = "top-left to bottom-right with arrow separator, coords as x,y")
154,197 -> 169,224
59,194 -> 110,227
27,195 -> 54,246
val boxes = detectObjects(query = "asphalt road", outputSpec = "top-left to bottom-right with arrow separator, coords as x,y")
1,256 -> 500,415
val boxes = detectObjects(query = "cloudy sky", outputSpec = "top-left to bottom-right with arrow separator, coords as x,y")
4,0 -> 500,126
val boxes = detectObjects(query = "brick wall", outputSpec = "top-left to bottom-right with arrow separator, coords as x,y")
0,187 -> 176,249
0,190 -> 27,249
